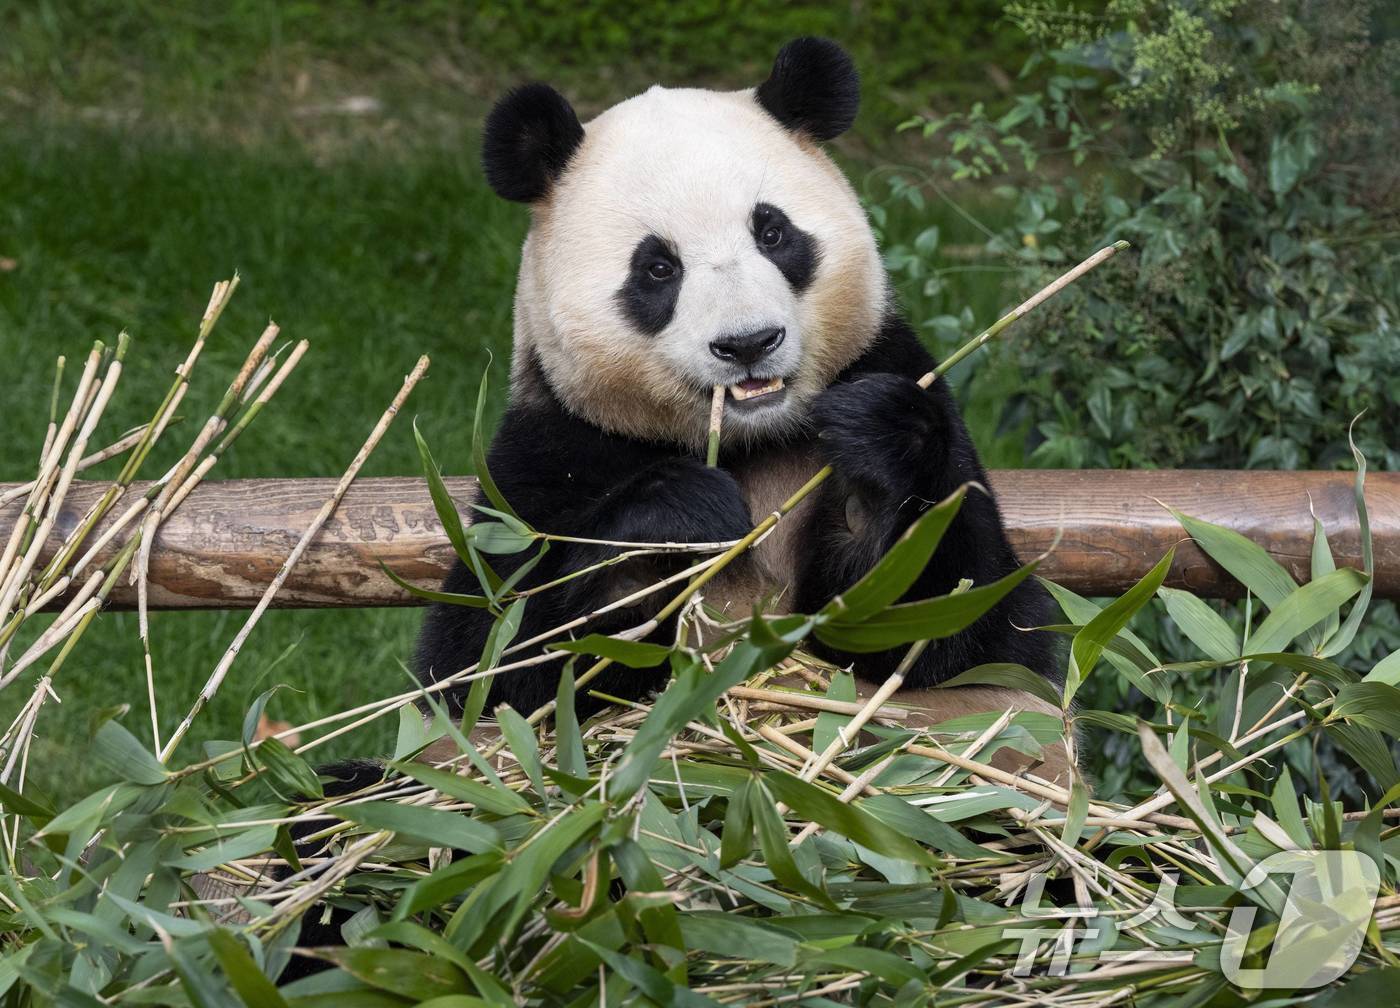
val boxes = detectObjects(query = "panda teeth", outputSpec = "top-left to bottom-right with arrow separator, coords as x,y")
729,377 -> 785,402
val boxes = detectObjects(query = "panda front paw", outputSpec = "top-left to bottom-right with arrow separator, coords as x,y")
811,373 -> 947,500
607,458 -> 753,546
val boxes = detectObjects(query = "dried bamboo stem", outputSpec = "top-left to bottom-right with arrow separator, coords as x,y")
158,355 -> 430,762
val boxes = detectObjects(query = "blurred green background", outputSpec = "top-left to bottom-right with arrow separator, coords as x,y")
2,1 -> 1396,801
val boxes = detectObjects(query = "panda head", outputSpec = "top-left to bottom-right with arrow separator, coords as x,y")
483,38 -> 888,448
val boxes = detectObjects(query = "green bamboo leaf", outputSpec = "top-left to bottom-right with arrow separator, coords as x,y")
1320,432 -> 1375,657
610,623 -> 806,800
255,736 -> 323,799
764,771 -> 940,867
1157,586 -> 1238,662
394,704 -> 431,760
1269,766 -> 1310,848
609,837 -> 686,954
1308,512 -> 1340,649
1351,781 -> 1400,874
1073,709 -> 1143,733
380,561 -> 489,607
549,635 -> 672,668
206,930 -> 289,1008
494,541 -> 549,600
1246,568 -> 1367,656
414,686 -> 510,795
498,707 -> 547,801
1315,967 -> 1400,1006
802,946 -> 925,987
815,561 -> 1036,653
1171,508 -> 1297,608
240,684 -> 293,748
1332,682 -> 1400,739
415,418 -> 472,563
45,908 -> 148,955
719,779 -> 755,869
465,541 -> 504,599
554,665 -> 587,778
93,720 -> 167,786
389,761 -> 533,817
460,675 -> 491,736
482,597 -> 526,672
678,913 -> 799,967
392,851 -> 504,922
370,920 -> 514,1005
1366,649 -> 1400,686
0,781 -> 54,820
1135,723 -> 1278,905
1324,723 -> 1400,793
33,783 -> 142,841
936,663 -> 1061,709
1060,776 -> 1089,847
813,669 -> 855,757
168,825 -> 278,871
338,801 -> 501,854
580,940 -> 720,1007
472,370 -> 516,518
1064,548 -> 1175,707
169,937 -> 240,1008
1040,578 -> 1165,689
467,521 -> 535,555
470,501 -> 533,537
313,947 -> 470,1002
821,484 -> 966,621
749,780 -> 837,909
448,802 -> 607,951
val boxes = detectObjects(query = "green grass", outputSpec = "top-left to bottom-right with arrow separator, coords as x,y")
0,121 -> 529,794
0,5 -> 1028,802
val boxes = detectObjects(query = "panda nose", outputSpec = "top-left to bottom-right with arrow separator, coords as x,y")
709,327 -> 785,367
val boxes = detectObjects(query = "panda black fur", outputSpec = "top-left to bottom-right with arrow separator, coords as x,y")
414,37 -> 1060,720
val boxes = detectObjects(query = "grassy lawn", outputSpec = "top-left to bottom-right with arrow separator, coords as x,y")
1,3 -> 1029,801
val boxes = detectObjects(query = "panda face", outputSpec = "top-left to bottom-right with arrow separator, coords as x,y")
494,44 -> 887,448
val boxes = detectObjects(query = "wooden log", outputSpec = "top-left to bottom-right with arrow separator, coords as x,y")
0,471 -> 1394,610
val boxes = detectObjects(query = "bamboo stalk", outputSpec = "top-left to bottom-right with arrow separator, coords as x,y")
706,384 -> 725,467
158,355 -> 430,762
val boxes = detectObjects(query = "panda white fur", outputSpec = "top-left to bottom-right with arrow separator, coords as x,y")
416,38 -> 1066,775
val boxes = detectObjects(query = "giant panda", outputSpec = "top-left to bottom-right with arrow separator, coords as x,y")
281,39 -> 1070,981
416,38 -> 1067,776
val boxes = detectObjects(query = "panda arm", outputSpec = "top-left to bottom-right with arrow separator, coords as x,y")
414,399 -> 752,716
795,315 -> 1060,688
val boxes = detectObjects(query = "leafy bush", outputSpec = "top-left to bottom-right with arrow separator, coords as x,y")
871,0 -> 1400,794
880,0 -> 1399,473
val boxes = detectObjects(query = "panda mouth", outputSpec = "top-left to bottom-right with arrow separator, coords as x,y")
728,376 -> 786,402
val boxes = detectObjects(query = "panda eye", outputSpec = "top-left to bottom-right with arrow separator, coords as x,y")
760,224 -> 784,248
646,260 -> 676,281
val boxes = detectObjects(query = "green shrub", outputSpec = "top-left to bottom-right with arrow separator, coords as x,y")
870,0 -> 1400,795
882,0 -> 1398,471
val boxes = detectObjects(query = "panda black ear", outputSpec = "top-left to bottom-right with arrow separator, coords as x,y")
756,37 -> 860,141
482,83 -> 584,203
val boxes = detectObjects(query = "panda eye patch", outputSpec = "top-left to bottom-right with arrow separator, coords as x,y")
752,202 -> 820,293
617,234 -> 684,335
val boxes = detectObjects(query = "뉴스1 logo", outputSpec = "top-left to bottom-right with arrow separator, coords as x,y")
1002,850 -> 1379,989
1220,850 -> 1379,989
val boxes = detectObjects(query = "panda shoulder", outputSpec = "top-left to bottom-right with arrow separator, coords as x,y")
840,313 -> 936,383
